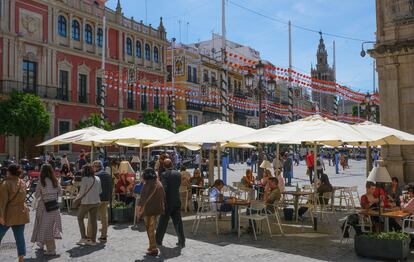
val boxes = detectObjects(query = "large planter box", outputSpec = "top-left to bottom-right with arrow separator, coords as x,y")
109,207 -> 134,223
354,234 -> 410,260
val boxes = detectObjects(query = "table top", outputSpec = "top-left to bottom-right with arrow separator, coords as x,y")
382,210 -> 411,218
223,199 -> 250,206
283,191 -> 314,196
359,209 -> 411,218
191,185 -> 205,189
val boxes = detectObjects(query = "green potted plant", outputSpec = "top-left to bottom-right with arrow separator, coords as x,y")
355,232 -> 411,260
110,202 -> 134,223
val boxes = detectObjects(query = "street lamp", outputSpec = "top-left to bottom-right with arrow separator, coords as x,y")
360,41 -> 376,57
245,71 -> 254,89
255,60 -> 265,77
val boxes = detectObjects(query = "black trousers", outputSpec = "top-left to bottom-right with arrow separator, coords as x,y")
155,207 -> 185,244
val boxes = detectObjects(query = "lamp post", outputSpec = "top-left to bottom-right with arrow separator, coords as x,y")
360,92 -> 377,123
245,60 -> 275,178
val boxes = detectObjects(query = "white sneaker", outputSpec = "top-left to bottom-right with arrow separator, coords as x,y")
76,238 -> 88,245
85,240 -> 97,246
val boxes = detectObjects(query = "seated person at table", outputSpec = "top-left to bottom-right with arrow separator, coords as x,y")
361,181 -> 382,232
264,177 -> 281,212
401,184 -> 414,214
386,177 -> 403,207
375,182 -> 392,208
210,179 -> 235,229
115,173 -> 135,205
316,173 -> 333,205
257,169 -> 272,199
60,163 -> 74,186
241,169 -> 255,188
190,169 -> 204,195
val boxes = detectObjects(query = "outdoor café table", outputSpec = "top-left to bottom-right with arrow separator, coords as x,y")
283,191 -> 314,222
191,185 -> 205,195
220,199 -> 250,233
359,209 -> 411,232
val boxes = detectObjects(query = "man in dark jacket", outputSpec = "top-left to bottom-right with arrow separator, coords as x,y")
155,158 -> 185,247
88,160 -> 112,242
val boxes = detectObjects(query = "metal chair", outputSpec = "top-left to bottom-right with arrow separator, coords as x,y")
192,195 -> 219,236
62,186 -> 78,212
340,214 -> 372,244
402,215 -> 414,236
238,200 -> 272,240
267,202 -> 284,236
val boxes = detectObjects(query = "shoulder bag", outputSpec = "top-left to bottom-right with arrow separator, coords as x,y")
72,177 -> 96,209
43,188 -> 60,212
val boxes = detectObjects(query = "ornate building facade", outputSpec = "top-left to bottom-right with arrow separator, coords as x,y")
370,0 -> 414,182
0,0 -> 169,159
311,34 -> 336,113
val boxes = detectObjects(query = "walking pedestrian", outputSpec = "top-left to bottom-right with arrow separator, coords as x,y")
87,160 -> 112,242
76,164 -> 101,246
251,151 -> 258,173
316,154 -> 325,181
0,164 -> 30,262
137,168 -> 165,256
155,159 -> 185,247
283,153 -> 292,186
306,151 -> 315,184
31,164 -> 62,256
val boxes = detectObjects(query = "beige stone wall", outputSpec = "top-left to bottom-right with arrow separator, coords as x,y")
371,0 -> 414,182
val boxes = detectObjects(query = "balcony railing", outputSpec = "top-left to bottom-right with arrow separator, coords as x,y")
0,80 -> 59,100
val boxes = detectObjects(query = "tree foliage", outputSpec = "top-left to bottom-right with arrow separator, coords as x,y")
76,113 -> 112,130
0,91 -> 50,141
176,124 -> 192,133
116,118 -> 137,129
142,111 -> 173,131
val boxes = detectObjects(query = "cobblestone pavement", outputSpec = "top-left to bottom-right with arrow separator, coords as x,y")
1,160 -> 413,261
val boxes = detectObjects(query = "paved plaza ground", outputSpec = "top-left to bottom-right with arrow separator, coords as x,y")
1,159 -> 413,261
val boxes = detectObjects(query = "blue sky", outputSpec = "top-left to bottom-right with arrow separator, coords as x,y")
107,0 -> 377,93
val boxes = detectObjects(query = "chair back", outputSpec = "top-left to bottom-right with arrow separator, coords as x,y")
250,200 -> 266,213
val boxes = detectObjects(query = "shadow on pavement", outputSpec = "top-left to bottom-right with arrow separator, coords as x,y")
134,246 -> 182,262
66,244 -> 105,258
24,250 -> 61,261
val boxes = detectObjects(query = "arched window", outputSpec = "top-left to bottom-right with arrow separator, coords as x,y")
72,20 -> 80,41
97,28 -> 103,47
126,38 -> 133,56
154,46 -> 159,63
136,41 -> 142,58
85,24 -> 93,44
145,44 -> 151,61
58,16 -> 67,37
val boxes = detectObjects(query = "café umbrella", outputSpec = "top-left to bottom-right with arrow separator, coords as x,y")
37,126 -> 110,160
230,115 -> 370,175
147,119 -> 256,179
91,123 -> 174,174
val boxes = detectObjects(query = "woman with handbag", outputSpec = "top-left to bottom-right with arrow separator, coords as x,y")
0,164 -> 30,262
136,168 -> 165,256
76,164 -> 101,246
31,164 -> 62,256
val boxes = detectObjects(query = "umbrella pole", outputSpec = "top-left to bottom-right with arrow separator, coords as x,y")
147,147 -> 150,168
275,143 -> 280,173
91,142 -> 95,162
217,143 -> 221,180
199,148 -> 202,172
139,140 -> 143,177
366,142 -> 370,177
